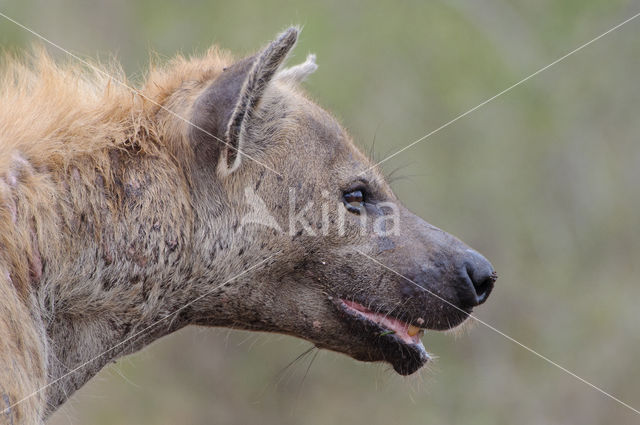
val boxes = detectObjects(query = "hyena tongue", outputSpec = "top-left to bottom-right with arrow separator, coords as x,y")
342,300 -> 424,345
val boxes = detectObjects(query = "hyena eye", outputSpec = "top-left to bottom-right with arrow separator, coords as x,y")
343,189 -> 365,214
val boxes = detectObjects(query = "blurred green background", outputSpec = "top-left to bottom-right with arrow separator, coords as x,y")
2,0 -> 640,424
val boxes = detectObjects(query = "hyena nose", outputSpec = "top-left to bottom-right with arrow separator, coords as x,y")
459,250 -> 496,307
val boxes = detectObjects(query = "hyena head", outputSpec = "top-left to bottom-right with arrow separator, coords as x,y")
181,28 -> 496,375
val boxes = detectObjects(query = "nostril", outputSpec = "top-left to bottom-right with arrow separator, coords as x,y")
464,251 -> 497,306
473,270 -> 497,304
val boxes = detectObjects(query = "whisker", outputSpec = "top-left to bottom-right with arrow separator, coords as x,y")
273,345 -> 316,388
367,123 -> 381,161
299,349 -> 319,391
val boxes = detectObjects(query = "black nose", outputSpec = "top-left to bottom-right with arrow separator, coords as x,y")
461,250 -> 496,307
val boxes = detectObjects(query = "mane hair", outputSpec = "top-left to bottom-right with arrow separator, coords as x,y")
0,45 -> 234,174
0,45 -> 233,298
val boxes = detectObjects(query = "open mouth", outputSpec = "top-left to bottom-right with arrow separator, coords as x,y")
334,299 -> 431,375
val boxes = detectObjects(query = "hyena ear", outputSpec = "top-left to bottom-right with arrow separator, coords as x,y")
191,27 -> 299,176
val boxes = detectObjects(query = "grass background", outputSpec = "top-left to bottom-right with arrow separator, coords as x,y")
1,0 -> 640,424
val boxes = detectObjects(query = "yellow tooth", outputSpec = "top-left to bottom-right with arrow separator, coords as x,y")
407,325 -> 420,337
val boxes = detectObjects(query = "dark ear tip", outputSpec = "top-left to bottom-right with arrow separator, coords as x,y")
279,27 -> 299,45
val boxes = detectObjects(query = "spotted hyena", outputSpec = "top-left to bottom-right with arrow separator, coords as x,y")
0,28 -> 496,424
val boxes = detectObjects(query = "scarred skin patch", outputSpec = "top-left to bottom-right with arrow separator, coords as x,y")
2,392 -> 13,425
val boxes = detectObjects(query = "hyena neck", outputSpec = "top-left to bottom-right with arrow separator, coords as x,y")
37,153 -> 247,412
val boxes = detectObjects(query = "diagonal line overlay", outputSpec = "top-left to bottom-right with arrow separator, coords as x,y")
1,252 -> 280,416
0,11 -> 282,177
362,10 -> 640,174
356,249 -> 640,416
